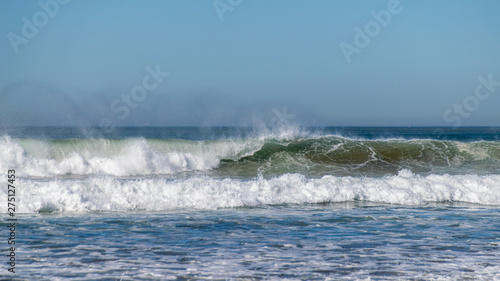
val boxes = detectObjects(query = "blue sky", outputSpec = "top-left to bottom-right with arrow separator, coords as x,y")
1,0 -> 499,127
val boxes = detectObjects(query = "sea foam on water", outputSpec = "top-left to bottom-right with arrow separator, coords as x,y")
3,171 -> 499,213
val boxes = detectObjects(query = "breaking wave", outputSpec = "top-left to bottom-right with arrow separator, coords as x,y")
2,170 -> 500,213
1,135 -> 500,178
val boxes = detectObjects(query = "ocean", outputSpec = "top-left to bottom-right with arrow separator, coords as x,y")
1,126 -> 500,280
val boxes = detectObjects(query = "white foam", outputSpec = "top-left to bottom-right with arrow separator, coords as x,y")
3,170 -> 500,213
0,136 -> 262,177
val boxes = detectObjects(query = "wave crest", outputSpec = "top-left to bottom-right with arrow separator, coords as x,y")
3,134 -> 500,178
0,136 -> 262,177
221,137 -> 500,176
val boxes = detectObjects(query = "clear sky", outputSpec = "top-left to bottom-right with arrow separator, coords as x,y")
1,0 -> 499,127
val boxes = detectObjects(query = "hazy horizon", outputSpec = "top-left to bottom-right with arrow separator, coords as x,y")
1,0 -> 499,127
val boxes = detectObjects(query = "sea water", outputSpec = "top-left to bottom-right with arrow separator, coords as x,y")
1,127 -> 499,280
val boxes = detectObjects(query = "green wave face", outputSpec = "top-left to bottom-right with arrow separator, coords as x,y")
3,135 -> 500,179
219,137 -> 500,177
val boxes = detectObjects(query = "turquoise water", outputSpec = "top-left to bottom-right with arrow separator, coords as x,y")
1,127 -> 500,280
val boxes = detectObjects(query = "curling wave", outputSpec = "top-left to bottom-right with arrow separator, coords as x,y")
2,135 -> 500,178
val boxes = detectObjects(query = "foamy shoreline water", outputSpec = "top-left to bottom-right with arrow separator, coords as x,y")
7,203 -> 500,280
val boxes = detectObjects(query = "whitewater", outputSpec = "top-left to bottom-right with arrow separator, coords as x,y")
1,127 -> 500,280
1,127 -> 500,213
